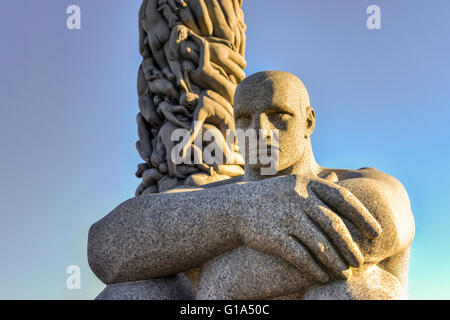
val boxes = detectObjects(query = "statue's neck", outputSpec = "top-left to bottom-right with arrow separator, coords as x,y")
244,141 -> 321,181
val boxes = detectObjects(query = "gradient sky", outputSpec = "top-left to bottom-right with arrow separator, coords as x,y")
0,0 -> 449,299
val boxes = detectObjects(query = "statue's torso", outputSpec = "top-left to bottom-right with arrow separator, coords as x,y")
189,167 -> 412,300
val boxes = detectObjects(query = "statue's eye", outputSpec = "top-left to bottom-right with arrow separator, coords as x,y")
270,112 -> 291,122
236,115 -> 251,127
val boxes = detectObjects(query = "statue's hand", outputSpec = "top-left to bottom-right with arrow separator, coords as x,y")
234,175 -> 382,283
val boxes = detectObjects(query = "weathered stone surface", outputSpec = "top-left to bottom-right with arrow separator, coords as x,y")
89,71 -> 415,300
135,0 -> 247,195
196,246 -> 316,300
96,274 -> 194,300
301,264 -> 409,300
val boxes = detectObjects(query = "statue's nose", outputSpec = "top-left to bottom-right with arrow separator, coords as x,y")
257,113 -> 272,137
251,113 -> 273,146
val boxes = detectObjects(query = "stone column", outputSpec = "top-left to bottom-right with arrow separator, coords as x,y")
135,0 -> 247,194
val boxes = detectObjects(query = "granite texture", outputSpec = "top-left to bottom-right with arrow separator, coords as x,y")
135,0 -> 247,195
90,68 -> 415,300
96,274 -> 194,300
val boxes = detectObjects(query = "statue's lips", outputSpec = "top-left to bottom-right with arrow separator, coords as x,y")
247,145 -> 279,153
247,146 -> 280,159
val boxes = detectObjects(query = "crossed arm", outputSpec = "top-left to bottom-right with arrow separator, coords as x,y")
88,170 -> 410,287
196,168 -> 415,299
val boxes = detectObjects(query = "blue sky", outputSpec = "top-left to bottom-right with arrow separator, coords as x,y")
0,0 -> 449,299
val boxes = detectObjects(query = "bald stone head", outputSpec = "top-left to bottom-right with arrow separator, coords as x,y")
234,71 -> 316,175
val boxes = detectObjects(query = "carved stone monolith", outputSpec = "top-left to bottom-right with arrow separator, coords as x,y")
135,0 -> 247,195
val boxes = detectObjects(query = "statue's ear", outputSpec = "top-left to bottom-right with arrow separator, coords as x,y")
305,106 -> 316,137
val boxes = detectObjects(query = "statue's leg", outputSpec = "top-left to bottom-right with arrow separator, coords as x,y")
196,247 -> 315,300
95,273 -> 194,300
301,264 -> 408,300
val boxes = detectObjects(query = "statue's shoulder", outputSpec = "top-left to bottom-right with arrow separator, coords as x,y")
329,167 -> 408,195
336,166 -> 414,245
327,166 -> 413,226
326,167 -> 415,263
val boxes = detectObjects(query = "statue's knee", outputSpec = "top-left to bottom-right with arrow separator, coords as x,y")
302,265 -> 407,300
196,261 -> 235,300
96,274 -> 194,300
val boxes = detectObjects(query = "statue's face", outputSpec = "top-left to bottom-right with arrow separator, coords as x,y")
234,72 -> 315,175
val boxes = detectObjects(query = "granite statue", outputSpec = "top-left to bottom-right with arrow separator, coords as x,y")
88,71 -> 415,300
